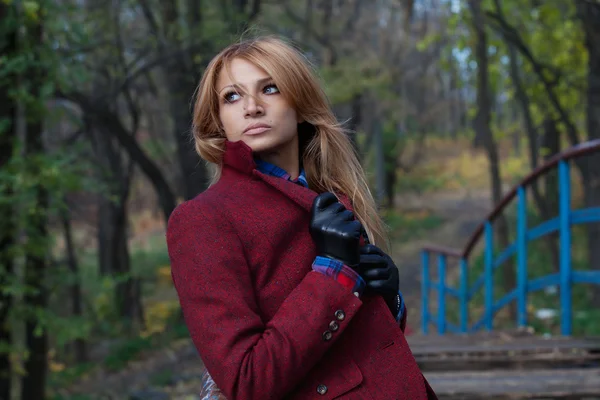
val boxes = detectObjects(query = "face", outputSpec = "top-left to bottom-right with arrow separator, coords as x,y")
216,58 -> 301,157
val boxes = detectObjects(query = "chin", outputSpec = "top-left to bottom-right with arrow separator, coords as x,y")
241,135 -> 280,153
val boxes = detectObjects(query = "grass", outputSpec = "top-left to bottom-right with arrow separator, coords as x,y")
383,208 -> 445,243
396,135 -> 534,193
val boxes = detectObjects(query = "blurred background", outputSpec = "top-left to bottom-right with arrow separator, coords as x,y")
1,0 -> 599,399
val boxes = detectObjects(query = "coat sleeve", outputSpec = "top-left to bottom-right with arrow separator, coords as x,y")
166,200 -> 363,400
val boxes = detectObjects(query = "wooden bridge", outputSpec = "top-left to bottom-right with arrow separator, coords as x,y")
416,139 -> 600,399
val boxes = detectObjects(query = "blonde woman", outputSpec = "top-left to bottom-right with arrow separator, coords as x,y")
167,36 -> 437,400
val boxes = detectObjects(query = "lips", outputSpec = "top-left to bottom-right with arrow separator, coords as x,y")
243,123 -> 271,136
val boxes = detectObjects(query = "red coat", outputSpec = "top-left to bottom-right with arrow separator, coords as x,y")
167,140 -> 437,399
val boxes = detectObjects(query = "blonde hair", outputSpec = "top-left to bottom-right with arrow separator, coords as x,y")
192,36 -> 389,249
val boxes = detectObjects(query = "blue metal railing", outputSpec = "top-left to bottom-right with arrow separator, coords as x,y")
421,139 -> 600,335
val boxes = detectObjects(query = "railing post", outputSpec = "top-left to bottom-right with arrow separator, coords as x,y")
484,221 -> 494,331
421,251 -> 430,334
517,186 -> 528,328
459,258 -> 468,333
559,160 -> 572,335
438,254 -> 447,334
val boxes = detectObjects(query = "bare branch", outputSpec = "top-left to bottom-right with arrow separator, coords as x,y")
282,2 -> 336,54
137,0 -> 161,37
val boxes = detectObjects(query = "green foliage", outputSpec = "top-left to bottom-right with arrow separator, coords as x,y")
442,0 -> 587,146
47,363 -> 95,392
383,209 -> 444,243
394,168 -> 450,194
102,336 -> 154,371
70,236 -> 172,337
320,58 -> 391,105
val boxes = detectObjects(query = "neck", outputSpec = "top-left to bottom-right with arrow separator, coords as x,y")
256,137 -> 300,179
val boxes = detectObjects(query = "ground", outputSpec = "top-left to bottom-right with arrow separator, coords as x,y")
393,188 -> 492,333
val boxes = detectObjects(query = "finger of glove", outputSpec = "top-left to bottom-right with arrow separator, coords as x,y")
312,192 -> 339,211
347,220 -> 363,238
339,209 -> 355,221
361,267 -> 391,281
358,253 -> 386,267
328,202 -> 347,215
359,244 -> 386,256
366,280 -> 396,294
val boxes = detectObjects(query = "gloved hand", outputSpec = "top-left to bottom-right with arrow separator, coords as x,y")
357,244 -> 400,315
309,192 -> 363,267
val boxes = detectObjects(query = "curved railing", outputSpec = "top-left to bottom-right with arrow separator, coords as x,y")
421,139 -> 600,335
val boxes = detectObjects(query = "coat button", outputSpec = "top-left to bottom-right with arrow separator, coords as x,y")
316,384 -> 328,395
322,330 -> 332,341
329,321 -> 339,331
334,310 -> 345,321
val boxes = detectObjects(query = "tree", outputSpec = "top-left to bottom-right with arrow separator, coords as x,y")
576,0 -> 600,306
468,0 -> 514,312
21,10 -> 49,400
137,0 -> 261,200
0,2 -> 17,397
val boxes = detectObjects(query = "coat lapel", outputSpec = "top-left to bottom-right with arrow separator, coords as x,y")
222,139 -> 355,213
252,170 -> 317,212
253,169 -> 355,214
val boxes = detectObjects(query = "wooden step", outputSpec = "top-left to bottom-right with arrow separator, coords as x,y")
424,367 -> 600,399
407,332 -> 600,371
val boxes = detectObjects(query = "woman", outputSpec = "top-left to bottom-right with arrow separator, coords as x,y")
167,36 -> 437,399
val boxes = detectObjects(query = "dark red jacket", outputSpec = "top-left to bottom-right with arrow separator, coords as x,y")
167,140 -> 437,399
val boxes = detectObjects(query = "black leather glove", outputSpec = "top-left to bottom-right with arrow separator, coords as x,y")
309,192 -> 363,267
357,244 -> 401,316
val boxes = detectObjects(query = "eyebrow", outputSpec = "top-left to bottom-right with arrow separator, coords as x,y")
218,76 -> 274,95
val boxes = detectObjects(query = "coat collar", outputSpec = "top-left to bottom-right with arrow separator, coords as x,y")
221,140 -> 354,213
222,140 -> 317,212
222,140 -> 257,176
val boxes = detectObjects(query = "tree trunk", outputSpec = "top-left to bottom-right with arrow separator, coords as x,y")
90,125 -> 142,327
385,168 -> 397,209
541,117 -> 561,272
155,0 -> 208,200
469,0 -> 514,319
67,92 -> 177,223
0,2 -> 16,397
372,115 -> 386,206
449,58 -> 460,139
348,94 -> 362,156
61,203 -> 87,363
22,17 -> 48,399
541,118 -> 560,215
170,75 -> 208,200
501,10 -> 561,273
577,0 -> 600,306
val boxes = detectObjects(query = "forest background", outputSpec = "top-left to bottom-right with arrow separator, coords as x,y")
1,0 -> 599,399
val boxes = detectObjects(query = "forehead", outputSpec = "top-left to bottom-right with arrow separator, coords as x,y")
216,58 -> 270,90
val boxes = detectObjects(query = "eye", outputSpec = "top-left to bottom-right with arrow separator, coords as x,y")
263,83 -> 279,95
223,91 -> 241,103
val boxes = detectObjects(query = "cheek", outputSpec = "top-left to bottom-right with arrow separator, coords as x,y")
285,110 -> 300,133
219,107 -> 239,138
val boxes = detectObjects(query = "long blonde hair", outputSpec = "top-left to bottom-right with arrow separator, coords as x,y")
192,36 -> 389,249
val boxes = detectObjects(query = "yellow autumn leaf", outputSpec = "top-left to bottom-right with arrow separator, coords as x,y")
49,360 -> 66,372
156,265 -> 173,286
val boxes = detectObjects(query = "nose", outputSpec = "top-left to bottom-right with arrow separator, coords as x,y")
244,95 -> 264,117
